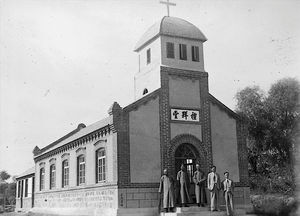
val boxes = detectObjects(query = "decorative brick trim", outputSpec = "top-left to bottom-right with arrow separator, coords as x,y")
161,66 -> 208,78
236,120 -> 249,186
34,125 -> 112,162
200,75 -> 213,168
159,66 -> 213,178
159,68 -> 170,175
168,134 -> 209,178
119,183 -> 160,188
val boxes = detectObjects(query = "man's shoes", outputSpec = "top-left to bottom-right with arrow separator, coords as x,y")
200,204 -> 205,207
197,203 -> 200,207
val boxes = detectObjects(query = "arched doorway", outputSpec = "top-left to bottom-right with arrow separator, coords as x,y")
174,143 -> 199,203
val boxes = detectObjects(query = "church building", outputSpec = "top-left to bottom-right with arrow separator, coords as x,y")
16,16 -> 250,216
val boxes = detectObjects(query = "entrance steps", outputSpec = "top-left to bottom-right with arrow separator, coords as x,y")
160,205 -> 250,216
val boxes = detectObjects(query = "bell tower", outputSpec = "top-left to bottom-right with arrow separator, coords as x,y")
133,16 -> 207,100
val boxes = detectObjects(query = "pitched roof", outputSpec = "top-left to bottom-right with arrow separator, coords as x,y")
16,167 -> 35,179
35,116 -> 112,157
124,88 -> 160,112
209,93 -> 241,120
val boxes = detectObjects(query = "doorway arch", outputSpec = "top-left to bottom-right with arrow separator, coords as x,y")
168,134 -> 208,204
175,143 -> 198,183
168,134 -> 208,179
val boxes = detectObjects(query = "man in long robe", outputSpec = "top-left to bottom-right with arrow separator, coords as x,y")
158,169 -> 175,212
193,164 -> 207,207
207,165 -> 221,211
176,164 -> 190,207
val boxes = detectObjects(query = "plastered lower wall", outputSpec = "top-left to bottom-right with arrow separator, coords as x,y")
129,97 -> 160,183
210,102 -> 240,182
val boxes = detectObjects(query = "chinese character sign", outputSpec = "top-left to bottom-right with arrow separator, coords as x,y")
171,109 -> 200,122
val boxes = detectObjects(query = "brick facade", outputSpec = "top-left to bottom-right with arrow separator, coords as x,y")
159,66 -> 212,176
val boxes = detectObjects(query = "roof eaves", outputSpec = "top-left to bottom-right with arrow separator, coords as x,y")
33,123 -> 111,161
134,33 -> 160,52
124,89 -> 160,112
35,125 -> 85,156
208,93 -> 241,120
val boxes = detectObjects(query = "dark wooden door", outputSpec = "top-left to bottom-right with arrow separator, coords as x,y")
174,144 -> 198,204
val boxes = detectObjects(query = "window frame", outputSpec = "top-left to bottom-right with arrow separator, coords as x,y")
77,155 -> 86,185
62,159 -> 69,188
166,42 -> 175,59
146,48 -> 151,64
96,148 -> 106,183
49,164 -> 56,189
40,167 -> 45,191
191,45 -> 200,62
179,44 -> 187,60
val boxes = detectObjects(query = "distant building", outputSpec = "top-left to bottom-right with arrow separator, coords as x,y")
15,167 -> 35,211
16,16 -> 249,216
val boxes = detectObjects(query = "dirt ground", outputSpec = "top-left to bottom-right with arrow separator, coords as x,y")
0,213 -> 30,216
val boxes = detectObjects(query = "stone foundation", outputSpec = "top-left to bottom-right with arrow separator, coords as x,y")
15,197 -> 33,212
34,185 -> 118,209
28,186 -> 249,216
118,187 -> 159,208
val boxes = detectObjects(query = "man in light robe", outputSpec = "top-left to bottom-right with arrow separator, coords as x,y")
193,164 -> 207,207
222,171 -> 234,216
176,164 -> 190,207
158,168 -> 175,212
207,165 -> 221,211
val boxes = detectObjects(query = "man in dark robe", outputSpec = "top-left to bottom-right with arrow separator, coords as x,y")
176,164 -> 190,207
158,168 -> 175,212
193,164 -> 207,207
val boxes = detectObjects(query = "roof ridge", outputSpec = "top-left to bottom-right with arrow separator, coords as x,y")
38,124 -> 84,153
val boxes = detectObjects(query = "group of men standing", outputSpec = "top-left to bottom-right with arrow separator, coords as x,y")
158,165 -> 234,216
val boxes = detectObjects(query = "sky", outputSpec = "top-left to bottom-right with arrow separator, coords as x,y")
0,0 -> 299,177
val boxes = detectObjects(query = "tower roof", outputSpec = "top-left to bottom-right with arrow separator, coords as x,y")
134,16 -> 207,52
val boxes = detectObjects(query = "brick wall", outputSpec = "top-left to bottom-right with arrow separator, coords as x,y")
236,120 -> 250,186
114,66 -> 249,208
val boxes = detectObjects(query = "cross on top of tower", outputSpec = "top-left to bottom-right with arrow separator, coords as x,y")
159,0 -> 176,17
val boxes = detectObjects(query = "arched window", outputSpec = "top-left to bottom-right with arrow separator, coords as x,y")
77,155 -> 85,185
143,88 -> 148,95
62,160 -> 69,188
96,148 -> 106,182
49,164 -> 56,189
40,168 -> 45,191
